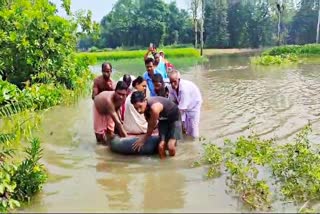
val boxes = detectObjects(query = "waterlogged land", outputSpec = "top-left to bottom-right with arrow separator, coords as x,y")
19,53 -> 320,213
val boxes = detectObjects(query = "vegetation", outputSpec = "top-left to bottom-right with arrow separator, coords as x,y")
0,0 -> 95,212
195,124 -> 320,212
252,44 -> 320,65
76,48 -> 200,61
79,0 -> 320,50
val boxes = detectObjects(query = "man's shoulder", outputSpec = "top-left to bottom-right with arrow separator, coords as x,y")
94,75 -> 103,80
181,79 -> 198,88
143,72 -> 149,79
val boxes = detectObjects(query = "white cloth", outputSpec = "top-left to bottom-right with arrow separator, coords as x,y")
123,91 -> 148,134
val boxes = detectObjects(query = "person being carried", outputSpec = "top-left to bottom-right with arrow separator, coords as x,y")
152,73 -> 169,98
92,62 -> 115,100
167,70 -> 202,139
93,81 -> 128,145
130,91 -> 182,159
123,76 -> 149,135
118,74 -> 136,121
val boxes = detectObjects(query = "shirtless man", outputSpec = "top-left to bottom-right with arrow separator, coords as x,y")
130,91 -> 182,159
92,62 -> 114,100
93,81 -> 128,145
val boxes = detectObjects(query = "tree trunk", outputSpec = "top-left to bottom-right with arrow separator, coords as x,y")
317,0 -> 320,43
277,12 -> 281,46
200,0 -> 205,56
194,19 -> 198,49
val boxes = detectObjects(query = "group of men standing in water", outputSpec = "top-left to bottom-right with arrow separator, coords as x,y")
92,46 -> 202,159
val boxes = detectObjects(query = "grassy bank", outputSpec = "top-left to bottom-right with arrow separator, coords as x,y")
77,48 -> 201,61
251,44 -> 320,66
203,48 -> 261,56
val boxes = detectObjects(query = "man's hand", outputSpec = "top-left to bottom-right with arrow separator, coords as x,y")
118,127 -> 128,138
132,137 -> 146,152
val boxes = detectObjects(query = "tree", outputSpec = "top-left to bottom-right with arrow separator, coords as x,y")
317,0 -> 320,43
0,0 -> 95,88
204,0 -> 229,48
289,0 -> 319,44
190,0 -> 201,48
276,1 -> 285,45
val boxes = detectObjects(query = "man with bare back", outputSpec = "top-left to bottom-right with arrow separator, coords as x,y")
93,81 -> 128,145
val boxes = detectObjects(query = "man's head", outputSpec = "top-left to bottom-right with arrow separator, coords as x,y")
168,69 -> 181,90
132,76 -> 147,93
159,50 -> 164,58
153,53 -> 160,65
152,73 -> 165,95
131,91 -> 147,114
145,57 -> 155,74
122,74 -> 132,88
102,62 -> 112,80
114,81 -> 128,104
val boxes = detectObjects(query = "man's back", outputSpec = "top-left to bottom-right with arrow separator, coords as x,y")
94,91 -> 114,114
168,79 -> 202,110
146,96 -> 180,121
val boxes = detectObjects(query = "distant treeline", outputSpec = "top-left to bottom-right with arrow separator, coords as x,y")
78,0 -> 320,50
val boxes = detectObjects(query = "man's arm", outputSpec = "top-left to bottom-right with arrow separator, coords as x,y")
132,103 -> 162,152
92,79 -> 99,100
144,47 -> 152,61
106,99 -> 127,137
145,103 -> 162,138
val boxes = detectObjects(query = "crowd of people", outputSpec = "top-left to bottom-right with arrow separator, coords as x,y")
92,46 -> 202,159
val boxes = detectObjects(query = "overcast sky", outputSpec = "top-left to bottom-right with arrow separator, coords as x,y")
51,0 -> 189,22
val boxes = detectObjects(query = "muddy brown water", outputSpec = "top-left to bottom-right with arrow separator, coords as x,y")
20,54 -> 320,212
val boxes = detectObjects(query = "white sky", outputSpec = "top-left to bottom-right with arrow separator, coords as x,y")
51,0 -> 189,22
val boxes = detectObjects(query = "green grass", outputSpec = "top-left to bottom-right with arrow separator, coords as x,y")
251,44 -> 320,66
263,44 -> 320,56
76,48 -> 201,61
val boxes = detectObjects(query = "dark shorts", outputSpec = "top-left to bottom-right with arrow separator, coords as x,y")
110,136 -> 160,155
158,119 -> 183,142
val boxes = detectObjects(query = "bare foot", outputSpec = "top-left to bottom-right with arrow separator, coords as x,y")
158,141 -> 166,159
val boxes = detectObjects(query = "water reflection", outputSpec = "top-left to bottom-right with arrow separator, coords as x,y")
143,171 -> 185,212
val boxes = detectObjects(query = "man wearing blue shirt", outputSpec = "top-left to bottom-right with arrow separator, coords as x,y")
143,58 -> 167,97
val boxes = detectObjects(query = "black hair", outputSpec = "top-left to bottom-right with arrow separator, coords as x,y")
131,91 -> 145,104
115,81 -> 128,91
122,74 -> 132,86
102,62 -> 112,70
153,52 -> 160,58
152,73 -> 164,83
145,57 -> 154,65
132,76 -> 145,87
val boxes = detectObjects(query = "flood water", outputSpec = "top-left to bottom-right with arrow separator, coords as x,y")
21,54 -> 320,213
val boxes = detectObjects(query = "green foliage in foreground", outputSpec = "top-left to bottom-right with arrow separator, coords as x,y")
194,125 -> 320,212
251,44 -> 320,66
76,48 -> 200,61
1,138 -> 47,213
